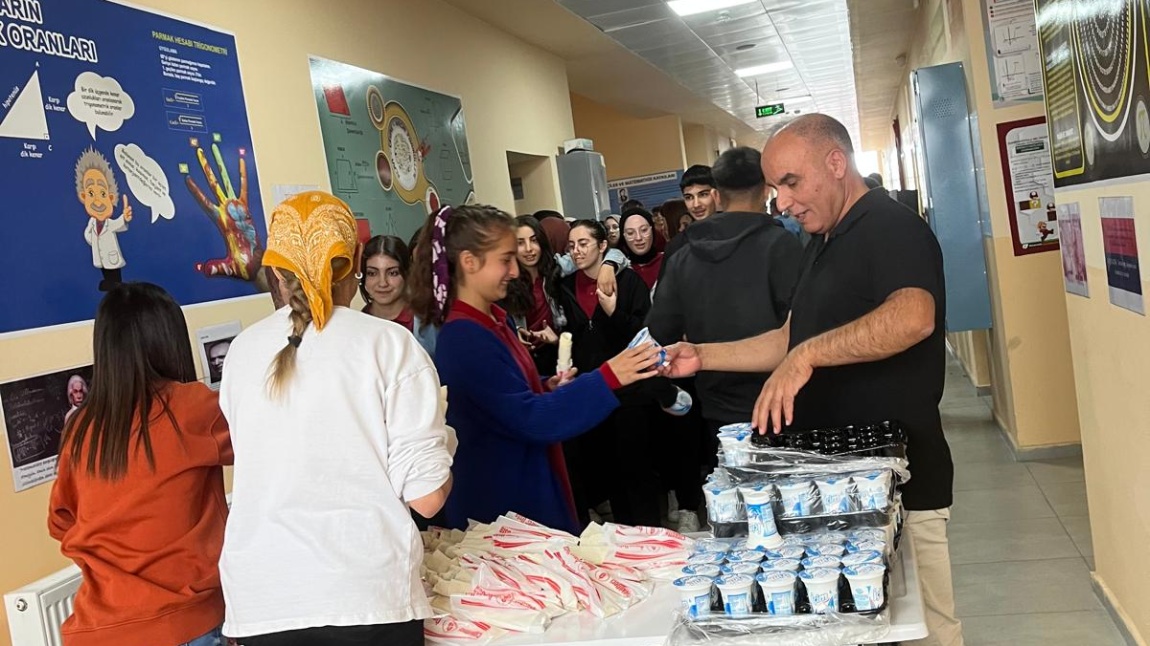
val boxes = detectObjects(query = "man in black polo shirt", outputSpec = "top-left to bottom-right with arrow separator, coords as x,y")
663,114 -> 962,646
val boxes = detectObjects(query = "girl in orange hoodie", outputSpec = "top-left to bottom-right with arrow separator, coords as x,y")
49,282 -> 233,646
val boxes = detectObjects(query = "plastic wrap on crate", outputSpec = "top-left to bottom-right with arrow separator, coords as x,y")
665,609 -> 891,646
746,421 -> 908,458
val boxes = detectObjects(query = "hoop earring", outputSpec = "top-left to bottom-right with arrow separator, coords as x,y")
355,272 -> 364,280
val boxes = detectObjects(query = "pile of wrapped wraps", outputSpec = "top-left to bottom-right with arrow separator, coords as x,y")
423,513 -> 695,643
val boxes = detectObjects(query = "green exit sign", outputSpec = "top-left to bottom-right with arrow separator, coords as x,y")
756,103 -> 785,118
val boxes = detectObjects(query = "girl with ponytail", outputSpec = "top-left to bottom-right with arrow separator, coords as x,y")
410,204 -> 662,533
217,192 -> 453,646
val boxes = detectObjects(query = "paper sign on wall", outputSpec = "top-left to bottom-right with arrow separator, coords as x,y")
1057,202 -> 1088,298
2,366 -> 93,492
1099,196 -> 1144,315
998,117 -> 1058,256
983,0 -> 1044,105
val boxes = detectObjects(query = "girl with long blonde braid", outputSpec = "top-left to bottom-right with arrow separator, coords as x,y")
218,192 -> 453,646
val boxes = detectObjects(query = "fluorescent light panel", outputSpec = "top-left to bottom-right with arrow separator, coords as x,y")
667,0 -> 758,17
735,61 -> 793,77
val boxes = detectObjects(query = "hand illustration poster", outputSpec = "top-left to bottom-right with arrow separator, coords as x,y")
0,0 -> 267,335
2,365 -> 92,491
997,117 -> 1058,255
1035,0 -> 1150,187
309,57 -> 474,245
308,56 -> 473,243
1099,196 -> 1143,315
1057,202 -> 1088,298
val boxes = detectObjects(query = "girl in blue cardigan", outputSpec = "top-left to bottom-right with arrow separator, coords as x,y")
409,205 -> 661,534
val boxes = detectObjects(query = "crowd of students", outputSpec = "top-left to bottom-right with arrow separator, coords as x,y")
47,149 -> 810,645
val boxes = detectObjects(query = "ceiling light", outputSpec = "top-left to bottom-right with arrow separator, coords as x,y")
734,61 -> 794,77
667,0 -> 758,17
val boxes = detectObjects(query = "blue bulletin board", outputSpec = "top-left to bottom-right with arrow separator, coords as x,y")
0,0 -> 266,335
608,170 -> 684,213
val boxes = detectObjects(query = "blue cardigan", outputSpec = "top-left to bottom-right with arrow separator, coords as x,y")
435,317 -> 619,534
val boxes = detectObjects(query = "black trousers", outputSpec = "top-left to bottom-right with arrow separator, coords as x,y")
236,620 -> 423,646
657,378 -> 706,511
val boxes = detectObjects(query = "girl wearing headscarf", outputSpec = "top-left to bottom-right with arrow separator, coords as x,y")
218,192 -> 453,646
619,207 -> 666,290
409,204 -> 662,533
604,213 -> 622,248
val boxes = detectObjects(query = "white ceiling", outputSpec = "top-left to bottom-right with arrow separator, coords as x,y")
443,0 -> 918,152
556,0 -> 860,143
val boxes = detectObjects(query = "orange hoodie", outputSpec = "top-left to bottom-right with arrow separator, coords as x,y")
48,382 -> 232,646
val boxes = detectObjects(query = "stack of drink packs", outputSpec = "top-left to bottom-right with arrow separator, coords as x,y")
672,531 -> 891,619
678,422 -> 910,623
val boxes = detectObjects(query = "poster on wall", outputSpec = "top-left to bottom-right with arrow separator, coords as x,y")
309,57 -> 474,245
196,320 -> 241,390
2,365 -> 93,491
997,117 -> 1059,255
1099,196 -> 1144,315
0,0 -> 268,336
1057,202 -> 1089,297
982,0 -> 1044,105
607,171 -> 684,214
1035,0 -> 1150,187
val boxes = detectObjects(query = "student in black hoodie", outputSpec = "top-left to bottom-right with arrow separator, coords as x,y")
559,220 -> 689,528
647,146 -> 803,450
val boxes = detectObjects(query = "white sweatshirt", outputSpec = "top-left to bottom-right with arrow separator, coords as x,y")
218,306 -> 451,637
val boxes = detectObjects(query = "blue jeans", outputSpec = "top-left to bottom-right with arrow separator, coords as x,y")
182,627 -> 223,646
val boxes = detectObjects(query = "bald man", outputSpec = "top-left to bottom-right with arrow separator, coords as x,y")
664,114 -> 961,646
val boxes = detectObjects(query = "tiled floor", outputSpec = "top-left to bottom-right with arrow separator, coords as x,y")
941,358 -> 1126,645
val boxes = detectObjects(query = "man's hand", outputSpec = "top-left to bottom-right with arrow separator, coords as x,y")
660,342 -> 702,379
546,368 -> 579,390
121,195 -> 133,223
752,348 -> 814,434
597,264 -> 618,297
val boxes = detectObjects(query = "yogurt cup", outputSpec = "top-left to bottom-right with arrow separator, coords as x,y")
756,570 -> 798,616
843,564 -> 887,611
717,429 -> 752,467
849,540 -> 889,556
687,552 -> 727,566
819,532 -> 851,545
704,484 -> 743,523
852,471 -> 892,511
721,562 -> 762,576
726,550 -> 766,564
715,574 -> 755,617
682,564 -> 723,578
782,534 -> 810,547
799,568 -> 842,614
850,528 -> 887,542
739,484 -> 783,550
759,558 -> 802,573
674,575 -> 715,619
777,480 -> 816,517
718,422 -> 754,434
815,476 -> 854,514
801,555 -> 843,570
728,538 -> 749,551
764,546 -> 806,560
692,538 -> 730,554
805,543 -> 847,558
841,550 -> 884,567
628,327 -> 668,367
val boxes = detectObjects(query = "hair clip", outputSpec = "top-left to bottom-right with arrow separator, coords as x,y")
287,335 -> 303,348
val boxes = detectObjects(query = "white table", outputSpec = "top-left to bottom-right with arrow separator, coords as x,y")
497,535 -> 927,646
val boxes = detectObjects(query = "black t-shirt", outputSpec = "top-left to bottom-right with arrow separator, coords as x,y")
788,188 -> 953,511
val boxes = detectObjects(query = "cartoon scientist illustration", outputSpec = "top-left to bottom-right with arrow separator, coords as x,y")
76,147 -> 133,291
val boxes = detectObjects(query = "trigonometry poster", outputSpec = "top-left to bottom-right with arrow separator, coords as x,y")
1035,0 -> 1150,187
0,0 -> 266,335
309,56 -> 474,244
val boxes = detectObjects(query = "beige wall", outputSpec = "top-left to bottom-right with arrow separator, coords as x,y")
683,123 -> 714,167
510,155 -> 560,215
0,0 -> 575,642
1054,175 -> 1150,645
570,93 -> 687,180
889,0 -> 1080,449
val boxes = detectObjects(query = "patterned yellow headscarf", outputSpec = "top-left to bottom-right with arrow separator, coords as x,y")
263,191 -> 358,332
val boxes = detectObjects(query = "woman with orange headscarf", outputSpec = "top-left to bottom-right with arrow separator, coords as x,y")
217,192 -> 453,646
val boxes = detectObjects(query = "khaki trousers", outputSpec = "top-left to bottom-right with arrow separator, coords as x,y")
904,508 -> 964,646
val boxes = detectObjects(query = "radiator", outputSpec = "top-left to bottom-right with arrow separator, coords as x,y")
4,565 -> 80,646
